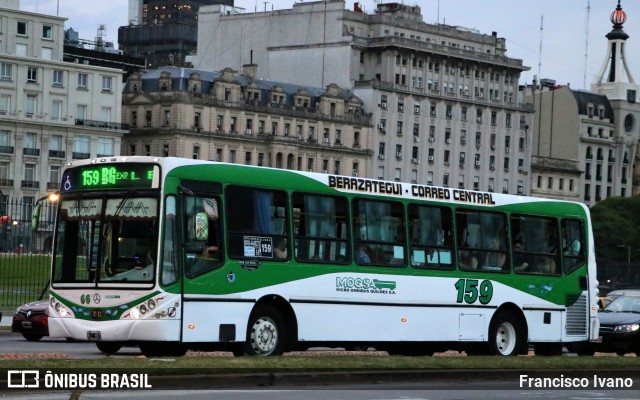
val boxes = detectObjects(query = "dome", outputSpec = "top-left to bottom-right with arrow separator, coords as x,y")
610,1 -> 627,27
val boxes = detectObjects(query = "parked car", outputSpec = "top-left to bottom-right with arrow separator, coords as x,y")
598,296 -> 613,310
606,289 -> 640,300
11,300 -> 49,341
597,295 -> 640,356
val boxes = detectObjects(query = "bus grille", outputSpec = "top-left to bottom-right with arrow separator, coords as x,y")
565,295 -> 587,336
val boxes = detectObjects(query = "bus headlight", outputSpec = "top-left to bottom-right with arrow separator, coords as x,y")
139,304 -> 147,315
147,299 -> 156,310
131,308 -> 140,319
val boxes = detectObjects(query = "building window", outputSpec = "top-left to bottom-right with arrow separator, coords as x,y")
1,63 -> 12,80
97,138 -> 114,157
42,25 -> 53,39
193,146 -> 200,160
102,76 -> 112,91
76,104 -> 87,119
27,67 -> 37,83
77,73 -> 88,89
16,44 -> 27,57
53,70 -> 63,85
26,94 -> 37,116
50,165 -> 61,186
0,94 -> 12,113
51,100 -> 62,120
17,21 -> 27,35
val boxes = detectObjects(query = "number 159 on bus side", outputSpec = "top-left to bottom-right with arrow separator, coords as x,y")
455,279 -> 493,305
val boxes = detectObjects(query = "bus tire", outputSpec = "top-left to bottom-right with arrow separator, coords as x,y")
96,342 -> 122,354
244,305 -> 286,356
488,312 -> 523,356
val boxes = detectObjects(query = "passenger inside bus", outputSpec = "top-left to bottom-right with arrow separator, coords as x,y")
355,244 -> 371,264
274,237 -> 287,258
512,240 -> 529,271
458,248 -> 478,270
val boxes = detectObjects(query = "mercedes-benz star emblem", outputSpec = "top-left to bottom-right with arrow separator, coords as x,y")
93,293 -> 101,304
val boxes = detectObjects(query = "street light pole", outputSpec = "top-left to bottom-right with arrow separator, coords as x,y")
617,244 -> 631,280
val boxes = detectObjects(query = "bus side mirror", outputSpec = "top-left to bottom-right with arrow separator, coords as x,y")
31,203 -> 42,231
194,211 -> 209,241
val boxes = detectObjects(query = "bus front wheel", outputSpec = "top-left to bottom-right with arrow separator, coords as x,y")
244,305 -> 286,356
96,342 -> 122,355
488,312 -> 523,356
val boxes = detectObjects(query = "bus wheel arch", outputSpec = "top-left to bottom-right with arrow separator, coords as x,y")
488,303 -> 528,356
243,295 -> 297,356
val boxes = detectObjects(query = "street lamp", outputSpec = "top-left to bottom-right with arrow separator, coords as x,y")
617,244 -> 631,280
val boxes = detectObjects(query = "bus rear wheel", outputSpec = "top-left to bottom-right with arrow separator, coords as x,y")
244,305 -> 286,356
488,312 -> 523,356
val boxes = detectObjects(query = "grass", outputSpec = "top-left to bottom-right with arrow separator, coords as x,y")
0,353 -> 638,372
0,254 -> 50,309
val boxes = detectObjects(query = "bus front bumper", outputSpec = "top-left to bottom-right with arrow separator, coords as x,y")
48,316 -> 181,342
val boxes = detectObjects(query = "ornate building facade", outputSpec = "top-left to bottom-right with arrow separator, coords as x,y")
121,65 -> 373,176
195,1 -> 534,193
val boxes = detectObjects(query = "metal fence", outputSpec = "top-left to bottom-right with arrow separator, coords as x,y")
0,198 -> 55,309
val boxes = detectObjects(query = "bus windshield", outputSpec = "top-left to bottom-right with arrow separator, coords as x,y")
52,195 -> 159,285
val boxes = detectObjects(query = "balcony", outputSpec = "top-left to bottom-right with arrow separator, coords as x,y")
23,148 -> 40,156
47,182 -> 59,190
72,152 -> 90,160
0,179 -> 13,187
21,180 -> 39,189
75,119 -> 130,131
49,150 -> 66,158
0,146 -> 14,154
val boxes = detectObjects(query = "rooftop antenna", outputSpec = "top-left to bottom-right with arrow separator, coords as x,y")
538,14 -> 543,79
583,0 -> 591,89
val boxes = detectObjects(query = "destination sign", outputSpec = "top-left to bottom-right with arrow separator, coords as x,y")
61,164 -> 159,192
328,175 -> 496,205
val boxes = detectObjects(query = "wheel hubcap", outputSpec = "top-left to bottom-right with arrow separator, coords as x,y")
495,321 -> 516,355
250,316 -> 278,355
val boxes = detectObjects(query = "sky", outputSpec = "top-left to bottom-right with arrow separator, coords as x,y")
17,0 -> 640,90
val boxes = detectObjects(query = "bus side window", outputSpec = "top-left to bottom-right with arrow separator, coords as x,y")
353,199 -> 405,267
184,196 -> 224,278
511,214 -> 560,276
292,193 -> 350,263
408,204 -> 453,270
562,219 -> 585,274
226,186 -> 289,260
456,209 -> 507,272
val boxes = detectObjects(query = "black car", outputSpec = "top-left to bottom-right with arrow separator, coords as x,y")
597,295 -> 640,356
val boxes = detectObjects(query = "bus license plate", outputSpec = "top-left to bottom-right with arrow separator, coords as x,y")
87,331 -> 102,341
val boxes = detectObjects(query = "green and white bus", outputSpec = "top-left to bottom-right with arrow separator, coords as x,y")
48,157 -> 600,356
